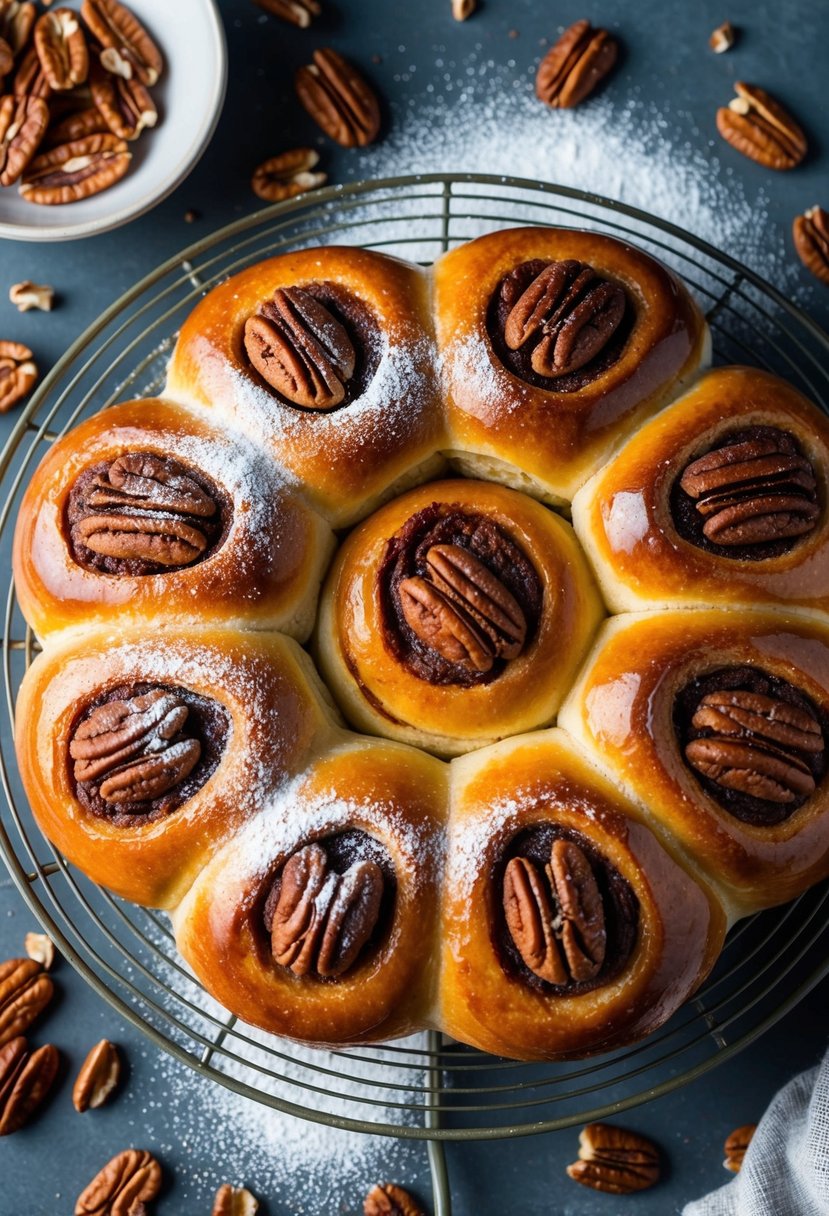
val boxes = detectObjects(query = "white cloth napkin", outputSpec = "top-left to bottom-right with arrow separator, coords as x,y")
684,1050 -> 829,1215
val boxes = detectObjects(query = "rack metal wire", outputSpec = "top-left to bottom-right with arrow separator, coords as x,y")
1,176 -> 829,1213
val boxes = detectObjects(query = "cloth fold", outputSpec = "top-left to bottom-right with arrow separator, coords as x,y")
684,1049 -> 829,1215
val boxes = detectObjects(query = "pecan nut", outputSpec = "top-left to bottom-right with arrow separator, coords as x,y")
425,544 -> 527,660
20,132 -> 131,204
270,842 -> 384,978
251,147 -> 327,203
90,57 -> 157,140
295,48 -> 380,147
679,430 -> 819,548
34,8 -> 88,91
73,1039 -> 121,1112
0,340 -> 37,413
75,1149 -> 162,1216
0,1038 -> 59,1135
70,687 -> 202,807
502,259 -> 626,379
12,44 -> 52,99
724,1123 -> 756,1172
364,1183 -> 425,1216
24,931 -> 55,968
503,840 -> 606,985
0,36 -> 12,76
9,280 -> 54,311
536,19 -> 618,110
212,1183 -> 259,1216
253,0 -> 320,27
793,205 -> 829,286
567,1122 -> 660,1194
0,1 -> 36,57
0,958 -> 54,1046
709,21 -> 736,53
398,574 -> 494,673
717,82 -> 807,170
0,93 -> 49,186
244,286 -> 356,409
80,0 -> 163,87
44,105 -> 112,146
685,688 -> 823,803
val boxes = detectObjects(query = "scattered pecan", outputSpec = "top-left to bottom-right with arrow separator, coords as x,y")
244,286 -> 356,409
9,280 -> 54,311
70,687 -> 202,806
679,431 -> 819,547
536,19 -> 618,109
80,0 -> 163,87
686,688 -> 823,803
0,93 -> 49,186
364,1182 -> 425,1216
24,931 -> 55,969
12,44 -> 52,99
251,147 -> 327,203
0,1 -> 36,57
0,35 -> 12,76
270,842 -> 384,978
793,205 -> 829,286
503,840 -> 606,985
295,48 -> 380,147
717,82 -> 807,170
451,0 -> 476,19
34,8 -> 88,91
502,259 -> 626,378
0,1038 -> 59,1135
0,958 -> 54,1046
724,1123 -> 756,1172
709,21 -> 736,53
0,340 -> 37,413
567,1122 -> 660,1194
212,1183 -> 259,1216
73,1039 -> 121,1112
90,56 -> 156,140
75,1149 -> 162,1216
20,132 -> 131,204
252,0 -> 320,27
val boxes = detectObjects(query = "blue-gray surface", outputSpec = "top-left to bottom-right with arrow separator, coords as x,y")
2,1 -> 829,1213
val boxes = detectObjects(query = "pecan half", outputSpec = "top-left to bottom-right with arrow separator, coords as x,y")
24,931 -> 55,968
679,431 -> 819,548
251,147 -> 327,203
536,19 -> 618,110
9,280 -> 54,311
709,21 -> 736,53
503,840 -> 606,986
44,105 -> 111,146
364,1183 -> 425,1216
270,843 -> 384,979
244,286 -> 356,409
20,132 -> 131,204
717,82 -> 807,170
0,1038 -> 59,1135
0,958 -> 54,1047
12,44 -> 52,99
398,575 -> 494,673
75,513 -> 209,566
70,687 -> 201,806
793,205 -> 829,286
0,1 -> 35,57
73,1039 -> 121,1112
0,93 -> 49,186
80,0 -> 163,87
34,8 -> 88,91
424,544 -> 527,660
253,0 -> 320,27
724,1123 -> 756,1172
0,36 -> 12,77
686,688 -> 823,803
0,340 -> 37,412
502,259 -> 626,379
75,1149 -> 162,1216
90,57 -> 156,140
212,1183 -> 259,1216
295,48 -> 380,147
567,1123 -> 660,1194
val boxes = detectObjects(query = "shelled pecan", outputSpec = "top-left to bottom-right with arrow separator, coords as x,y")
251,147 -> 327,203
724,1123 -> 757,1172
75,1149 -> 162,1216
34,7 -> 88,91
253,0 -> 320,27
295,48 -> 380,147
716,82 -> 807,170
364,1182 -> 425,1216
0,957 -> 54,1046
0,340 -> 38,413
793,205 -> 829,285
0,1037 -> 59,1135
567,1122 -> 660,1193
0,93 -> 49,186
536,19 -> 617,109
20,131 -> 131,204
0,1 -> 36,57
212,1183 -> 259,1215
244,286 -> 355,408
80,0 -> 162,87
90,57 -> 157,140
73,1039 -> 121,1112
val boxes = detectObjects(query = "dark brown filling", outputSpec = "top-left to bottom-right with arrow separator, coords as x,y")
66,453 -> 231,577
378,504 -> 543,687
487,258 -> 633,393
494,822 -> 639,995
674,666 -> 827,825
70,682 -> 230,827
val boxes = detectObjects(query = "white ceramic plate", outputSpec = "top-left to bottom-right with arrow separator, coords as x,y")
0,0 -> 226,242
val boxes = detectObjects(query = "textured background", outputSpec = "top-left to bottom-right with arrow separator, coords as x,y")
2,1 -> 828,1212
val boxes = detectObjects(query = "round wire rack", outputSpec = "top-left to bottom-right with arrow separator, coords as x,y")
1,175 -> 829,1212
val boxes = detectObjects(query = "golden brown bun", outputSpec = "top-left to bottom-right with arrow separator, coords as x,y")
434,226 -> 710,504
572,367 -> 829,616
173,736 -> 447,1046
12,398 -> 335,646
559,610 -> 829,917
442,730 -> 726,1060
15,627 -> 337,909
165,246 -> 446,527
316,478 -> 605,755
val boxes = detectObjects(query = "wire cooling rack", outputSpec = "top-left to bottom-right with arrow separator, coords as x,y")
1,176 -> 829,1213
